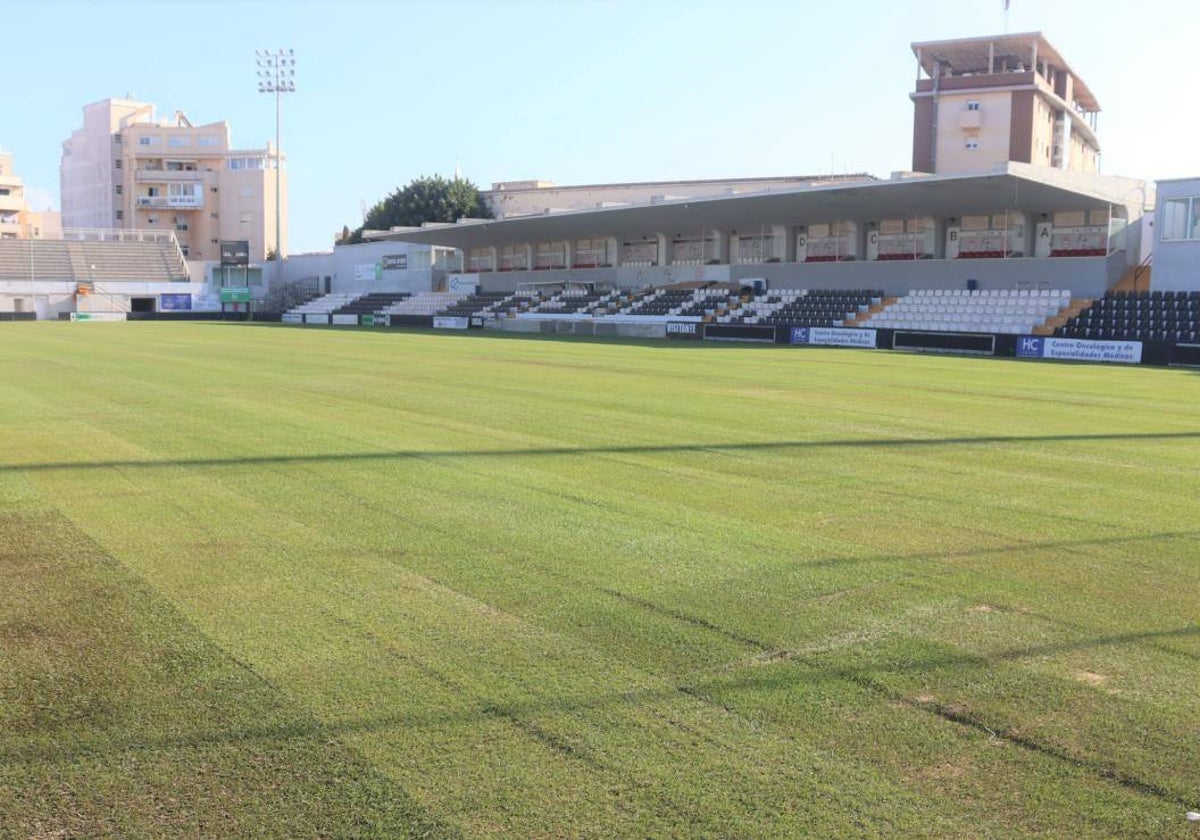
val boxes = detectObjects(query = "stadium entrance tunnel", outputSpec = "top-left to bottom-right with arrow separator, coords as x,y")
130,296 -> 157,314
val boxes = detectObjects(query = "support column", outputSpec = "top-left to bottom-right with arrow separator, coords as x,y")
709,229 -> 727,264
604,236 -> 618,267
655,233 -> 671,267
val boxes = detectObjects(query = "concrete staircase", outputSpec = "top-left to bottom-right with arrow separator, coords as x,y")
1033,298 -> 1093,336
1112,264 -> 1151,296
845,297 -> 897,327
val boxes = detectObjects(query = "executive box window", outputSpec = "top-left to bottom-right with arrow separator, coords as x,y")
1161,197 -> 1200,241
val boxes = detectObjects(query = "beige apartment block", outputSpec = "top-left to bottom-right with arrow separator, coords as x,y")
0,152 -> 25,239
910,33 -> 1101,176
0,151 -> 62,239
61,99 -> 286,262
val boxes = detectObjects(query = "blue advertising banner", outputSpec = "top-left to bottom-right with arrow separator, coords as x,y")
160,293 -> 193,311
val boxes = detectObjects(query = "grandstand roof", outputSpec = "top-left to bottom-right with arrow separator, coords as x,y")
911,32 -> 1099,112
367,164 -> 1147,250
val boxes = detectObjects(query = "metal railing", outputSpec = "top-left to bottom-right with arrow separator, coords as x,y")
61,228 -> 181,245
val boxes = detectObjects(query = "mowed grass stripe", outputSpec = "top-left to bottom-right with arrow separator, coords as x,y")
1,322 -> 1197,837
0,504 -> 446,839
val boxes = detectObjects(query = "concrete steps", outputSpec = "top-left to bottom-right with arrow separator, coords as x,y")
1034,298 -> 1093,336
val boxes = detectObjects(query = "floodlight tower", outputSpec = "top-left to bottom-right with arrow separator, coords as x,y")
256,48 -> 295,269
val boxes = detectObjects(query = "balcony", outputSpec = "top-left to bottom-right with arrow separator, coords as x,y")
134,168 -> 206,184
136,194 -> 204,209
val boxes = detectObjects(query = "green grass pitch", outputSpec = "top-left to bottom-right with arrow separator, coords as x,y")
1,322 -> 1198,838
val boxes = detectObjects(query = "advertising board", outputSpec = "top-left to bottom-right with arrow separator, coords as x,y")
1015,336 -> 1142,364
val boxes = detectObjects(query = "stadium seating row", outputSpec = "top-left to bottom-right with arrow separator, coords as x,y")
1055,290 -> 1200,342
864,289 -> 1071,334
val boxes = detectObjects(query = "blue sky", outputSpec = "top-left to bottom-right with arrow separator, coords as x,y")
2,0 -> 1195,253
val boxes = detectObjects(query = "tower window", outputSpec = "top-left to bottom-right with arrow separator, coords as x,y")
965,138 -> 979,151
966,100 -> 981,111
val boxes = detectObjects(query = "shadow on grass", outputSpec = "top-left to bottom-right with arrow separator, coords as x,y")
3,430 -> 1199,473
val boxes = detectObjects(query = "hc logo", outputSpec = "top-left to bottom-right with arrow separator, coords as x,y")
791,327 -> 810,345
1017,336 -> 1044,357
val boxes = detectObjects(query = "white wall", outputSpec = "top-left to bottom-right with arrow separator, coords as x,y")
1152,178 -> 1200,292
279,241 -> 438,295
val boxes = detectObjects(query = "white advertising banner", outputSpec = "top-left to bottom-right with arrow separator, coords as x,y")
790,326 -> 877,348
448,274 -> 479,294
1016,336 -> 1142,364
433,316 -> 469,330
282,312 -> 303,324
332,314 -> 359,326
304,313 -> 330,325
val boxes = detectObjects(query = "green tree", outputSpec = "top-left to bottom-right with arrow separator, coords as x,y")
344,175 -> 492,244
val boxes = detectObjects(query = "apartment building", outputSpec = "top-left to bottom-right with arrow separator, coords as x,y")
0,151 -> 61,240
910,33 -> 1102,176
61,98 -> 286,261
0,152 -> 24,239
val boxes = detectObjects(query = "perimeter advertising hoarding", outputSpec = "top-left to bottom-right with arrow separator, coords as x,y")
893,330 -> 996,355
1016,336 -> 1142,364
69,312 -> 125,322
159,293 -> 193,311
665,321 -> 702,340
433,316 -> 469,330
702,324 -> 776,343
790,326 -> 877,348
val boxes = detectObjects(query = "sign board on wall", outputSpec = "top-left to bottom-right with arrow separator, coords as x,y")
381,255 -> 407,270
1016,336 -> 1142,364
354,263 -> 381,282
447,274 -> 479,294
433,316 -> 469,330
159,293 -> 193,311
282,313 -> 303,324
